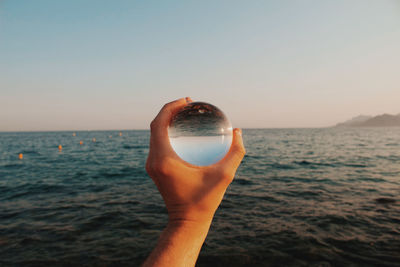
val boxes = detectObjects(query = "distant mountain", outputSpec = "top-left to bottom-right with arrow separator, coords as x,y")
335,115 -> 372,127
336,113 -> 400,127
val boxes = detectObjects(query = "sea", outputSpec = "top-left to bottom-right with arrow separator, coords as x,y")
0,128 -> 399,266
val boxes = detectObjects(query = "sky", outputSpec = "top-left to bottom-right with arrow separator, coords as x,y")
1,0 -> 399,131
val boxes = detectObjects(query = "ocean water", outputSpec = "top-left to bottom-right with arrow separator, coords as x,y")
0,129 -> 399,266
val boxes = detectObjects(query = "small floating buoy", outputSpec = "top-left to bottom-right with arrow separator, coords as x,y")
19,153 -> 23,159
92,138 -> 96,142
119,132 -> 122,136
79,141 -> 83,145
58,145 -> 62,151
72,132 -> 76,137
109,135 -> 112,138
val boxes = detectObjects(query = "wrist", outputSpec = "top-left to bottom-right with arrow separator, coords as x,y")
167,218 -> 213,232
167,209 -> 216,229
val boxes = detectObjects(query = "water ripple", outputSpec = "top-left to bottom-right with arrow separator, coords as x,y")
0,129 -> 400,266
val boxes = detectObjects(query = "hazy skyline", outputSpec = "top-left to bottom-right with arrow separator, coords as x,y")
1,0 -> 399,131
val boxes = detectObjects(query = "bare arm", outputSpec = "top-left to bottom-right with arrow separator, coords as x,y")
143,220 -> 211,267
143,98 -> 245,267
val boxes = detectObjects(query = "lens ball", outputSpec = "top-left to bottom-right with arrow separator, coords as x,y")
168,102 -> 233,166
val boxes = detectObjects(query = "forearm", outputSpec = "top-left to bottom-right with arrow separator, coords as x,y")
143,219 -> 212,267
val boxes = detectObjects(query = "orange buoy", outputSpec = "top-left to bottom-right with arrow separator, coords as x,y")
109,135 -> 112,138
92,138 -> 96,142
119,132 -> 122,136
58,145 -> 62,151
79,140 -> 83,145
19,153 -> 23,159
72,132 -> 76,137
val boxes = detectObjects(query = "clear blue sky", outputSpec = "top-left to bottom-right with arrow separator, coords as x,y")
1,0 -> 399,131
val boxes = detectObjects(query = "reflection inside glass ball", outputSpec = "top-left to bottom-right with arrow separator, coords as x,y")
168,102 -> 233,166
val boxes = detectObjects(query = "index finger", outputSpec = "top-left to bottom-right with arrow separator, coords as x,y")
150,97 -> 192,151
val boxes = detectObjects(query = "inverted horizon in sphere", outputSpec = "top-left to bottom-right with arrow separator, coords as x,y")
169,102 -> 233,166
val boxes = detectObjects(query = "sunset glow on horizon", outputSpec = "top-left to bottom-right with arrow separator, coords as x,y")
1,0 -> 399,131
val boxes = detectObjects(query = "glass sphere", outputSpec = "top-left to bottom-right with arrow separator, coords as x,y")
168,102 -> 233,166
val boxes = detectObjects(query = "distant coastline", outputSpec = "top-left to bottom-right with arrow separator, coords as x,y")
3,114 -> 400,133
335,113 -> 400,127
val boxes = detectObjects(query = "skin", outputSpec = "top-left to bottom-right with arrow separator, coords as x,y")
143,97 -> 246,267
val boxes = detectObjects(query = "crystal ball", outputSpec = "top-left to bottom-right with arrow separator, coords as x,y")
168,102 -> 233,166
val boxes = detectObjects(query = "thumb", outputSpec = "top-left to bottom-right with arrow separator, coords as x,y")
218,128 -> 246,171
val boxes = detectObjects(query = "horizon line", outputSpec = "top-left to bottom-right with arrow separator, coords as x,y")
0,127 -> 335,133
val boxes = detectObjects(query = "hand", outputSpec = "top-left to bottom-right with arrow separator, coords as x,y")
146,97 -> 246,225
143,98 -> 245,267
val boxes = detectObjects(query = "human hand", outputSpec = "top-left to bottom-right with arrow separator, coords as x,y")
146,97 -> 246,225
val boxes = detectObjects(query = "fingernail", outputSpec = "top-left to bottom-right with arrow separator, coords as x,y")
185,97 -> 193,103
235,128 -> 242,136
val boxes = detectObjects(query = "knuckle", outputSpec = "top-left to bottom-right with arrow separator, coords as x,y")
150,119 -> 157,131
220,168 -> 234,180
152,159 -> 172,176
233,145 -> 246,158
162,103 -> 172,111
145,161 -> 154,176
222,172 -> 235,185
239,144 -> 246,155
